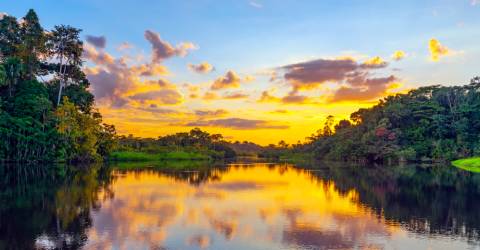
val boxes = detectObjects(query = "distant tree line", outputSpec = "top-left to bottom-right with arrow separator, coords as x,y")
306,77 -> 480,163
0,9 -> 116,162
116,128 -> 237,159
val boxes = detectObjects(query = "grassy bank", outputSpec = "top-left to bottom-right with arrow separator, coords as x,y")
110,151 -> 211,162
110,160 -> 213,170
452,157 -> 480,173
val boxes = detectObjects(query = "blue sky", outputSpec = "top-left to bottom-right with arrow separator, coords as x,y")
3,0 -> 480,143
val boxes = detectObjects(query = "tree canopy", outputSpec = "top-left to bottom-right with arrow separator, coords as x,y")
306,77 -> 480,163
0,9 -> 115,162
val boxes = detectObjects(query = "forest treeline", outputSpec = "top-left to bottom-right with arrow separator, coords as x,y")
0,10 -> 116,162
302,77 -> 480,163
115,128 -> 237,160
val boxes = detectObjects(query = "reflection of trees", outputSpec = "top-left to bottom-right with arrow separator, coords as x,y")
306,162 -> 480,240
111,161 -> 232,186
0,164 -> 114,249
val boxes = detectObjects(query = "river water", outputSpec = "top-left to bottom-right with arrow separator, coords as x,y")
1,161 -> 480,249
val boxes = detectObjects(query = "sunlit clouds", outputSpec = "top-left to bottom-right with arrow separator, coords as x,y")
144,30 -> 197,63
428,38 -> 451,61
391,50 -> 406,61
75,2 -> 475,145
188,62 -> 214,73
84,165 -> 404,249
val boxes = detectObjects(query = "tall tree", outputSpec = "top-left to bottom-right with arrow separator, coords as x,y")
47,25 -> 83,105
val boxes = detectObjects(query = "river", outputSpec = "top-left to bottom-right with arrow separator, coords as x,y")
1,161 -> 480,249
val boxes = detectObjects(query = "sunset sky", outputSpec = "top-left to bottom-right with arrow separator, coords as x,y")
4,0 -> 480,144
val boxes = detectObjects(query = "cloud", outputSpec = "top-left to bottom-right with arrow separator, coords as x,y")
211,70 -> 242,90
330,75 -> 398,102
86,35 -> 106,49
195,109 -> 229,117
186,118 -> 289,130
130,63 -> 169,76
258,90 -> 314,105
202,91 -> 219,100
83,44 -> 115,65
222,91 -> 249,99
117,42 -> 133,51
144,30 -> 197,63
270,109 -> 289,114
184,84 -> 200,99
83,41 -> 183,108
281,58 -> 387,91
429,38 -> 453,62
201,91 -> 249,100
129,89 -> 183,105
259,90 -> 280,103
273,56 -> 399,103
249,1 -> 263,8
188,62 -> 214,73
281,91 -> 311,104
244,75 -> 255,82
472,0 -> 479,5
138,104 -> 178,114
362,56 -> 387,68
391,50 -> 406,61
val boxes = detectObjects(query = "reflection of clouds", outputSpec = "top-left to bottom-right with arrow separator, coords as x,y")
284,227 -> 353,249
207,180 -> 288,191
83,166 -> 403,249
282,211 -> 391,249
209,218 -> 237,240
193,189 -> 225,199
85,172 -> 183,249
187,234 -> 211,249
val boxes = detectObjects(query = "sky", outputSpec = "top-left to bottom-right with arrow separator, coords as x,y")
3,0 -> 480,144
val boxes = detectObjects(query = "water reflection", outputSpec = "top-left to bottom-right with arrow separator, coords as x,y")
1,162 -> 480,249
0,164 -> 114,249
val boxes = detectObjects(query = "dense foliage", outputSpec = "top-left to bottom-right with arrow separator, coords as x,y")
0,10 -> 115,162
115,128 -> 237,159
308,77 -> 480,163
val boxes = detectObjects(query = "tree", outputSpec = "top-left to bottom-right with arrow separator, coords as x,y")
19,9 -> 46,78
47,25 -> 83,105
3,57 -> 23,97
0,15 -> 21,58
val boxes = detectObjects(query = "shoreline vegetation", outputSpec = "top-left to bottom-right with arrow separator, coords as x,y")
452,157 -> 480,173
110,151 -> 210,161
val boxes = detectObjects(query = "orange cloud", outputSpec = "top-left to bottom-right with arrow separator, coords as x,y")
130,63 -> 169,76
195,109 -> 229,117
330,75 -> 399,103
363,56 -> 387,67
83,43 -> 181,108
188,62 -> 214,73
429,38 -> 450,61
222,91 -> 249,99
281,57 -> 389,91
129,89 -> 183,105
391,50 -> 406,61
186,118 -> 289,130
211,70 -> 242,90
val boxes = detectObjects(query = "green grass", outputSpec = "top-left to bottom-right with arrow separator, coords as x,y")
110,160 -> 212,170
110,151 -> 210,162
452,157 -> 480,173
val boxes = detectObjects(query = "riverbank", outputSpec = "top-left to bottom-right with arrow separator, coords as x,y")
452,157 -> 480,173
110,151 -> 212,162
